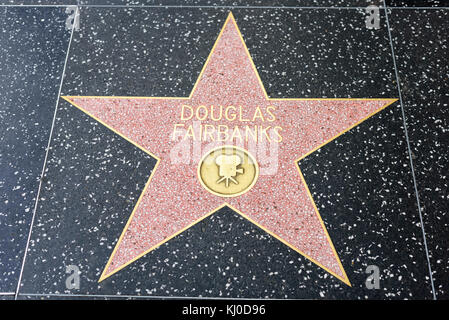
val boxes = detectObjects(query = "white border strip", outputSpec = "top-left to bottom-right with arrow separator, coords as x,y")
383,1 -> 436,300
20,292 -> 304,300
1,4 -> 448,9
14,6 -> 79,300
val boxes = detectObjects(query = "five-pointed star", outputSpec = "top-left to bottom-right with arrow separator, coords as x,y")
62,12 -> 396,285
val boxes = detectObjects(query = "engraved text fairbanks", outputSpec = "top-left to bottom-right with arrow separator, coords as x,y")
171,104 -> 283,143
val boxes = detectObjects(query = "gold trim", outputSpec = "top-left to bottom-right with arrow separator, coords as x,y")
197,145 -> 259,198
226,202 -> 351,286
61,11 -> 399,286
296,99 -> 398,161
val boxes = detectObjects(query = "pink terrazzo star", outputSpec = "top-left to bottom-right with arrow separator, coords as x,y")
63,12 -> 396,285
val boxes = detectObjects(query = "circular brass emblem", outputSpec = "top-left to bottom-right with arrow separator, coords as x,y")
198,146 -> 259,198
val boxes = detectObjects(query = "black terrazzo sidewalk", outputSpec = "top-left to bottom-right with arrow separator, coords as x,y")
0,1 -> 447,300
